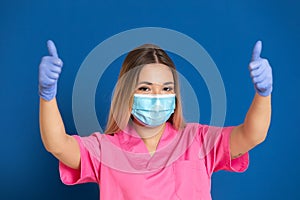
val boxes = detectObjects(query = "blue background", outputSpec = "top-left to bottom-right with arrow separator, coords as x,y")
1,0 -> 300,199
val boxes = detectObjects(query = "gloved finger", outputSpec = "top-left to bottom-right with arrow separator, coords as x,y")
47,40 -> 58,58
46,71 -> 60,80
47,57 -> 63,67
41,56 -> 63,67
250,63 -> 265,77
40,77 -> 57,86
49,65 -> 62,74
251,40 -> 262,61
253,72 -> 266,84
249,60 -> 262,71
52,58 -> 63,67
256,80 -> 272,91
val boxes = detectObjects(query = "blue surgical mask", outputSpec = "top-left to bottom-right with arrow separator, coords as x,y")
131,94 -> 176,127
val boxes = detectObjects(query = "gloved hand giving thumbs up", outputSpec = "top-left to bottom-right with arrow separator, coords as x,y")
39,40 -> 63,101
249,41 -> 273,97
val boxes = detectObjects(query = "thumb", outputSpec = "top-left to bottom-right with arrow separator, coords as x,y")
251,40 -> 262,61
47,40 -> 58,58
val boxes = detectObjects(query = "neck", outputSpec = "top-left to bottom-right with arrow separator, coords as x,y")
132,121 -> 166,151
135,123 -> 165,157
133,121 -> 165,139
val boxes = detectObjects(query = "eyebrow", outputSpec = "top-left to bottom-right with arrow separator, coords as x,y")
138,81 -> 175,85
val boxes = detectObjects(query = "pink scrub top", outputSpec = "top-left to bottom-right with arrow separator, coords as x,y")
59,122 -> 249,200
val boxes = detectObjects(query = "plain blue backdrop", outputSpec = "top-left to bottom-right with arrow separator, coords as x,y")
1,0 -> 300,199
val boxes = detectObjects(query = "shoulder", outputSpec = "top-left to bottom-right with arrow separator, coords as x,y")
74,131 -> 120,151
178,123 -> 233,144
179,123 -> 207,134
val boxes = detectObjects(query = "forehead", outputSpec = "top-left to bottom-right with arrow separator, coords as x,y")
138,63 -> 174,83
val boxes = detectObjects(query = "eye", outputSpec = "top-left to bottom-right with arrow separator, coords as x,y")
138,86 -> 150,92
163,87 -> 173,92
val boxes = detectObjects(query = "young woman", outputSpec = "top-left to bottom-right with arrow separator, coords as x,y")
39,40 -> 272,200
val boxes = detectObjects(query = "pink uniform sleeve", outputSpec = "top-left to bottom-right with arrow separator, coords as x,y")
199,125 -> 249,177
59,134 -> 102,185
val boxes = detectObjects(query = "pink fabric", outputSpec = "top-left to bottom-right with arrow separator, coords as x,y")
59,123 -> 249,200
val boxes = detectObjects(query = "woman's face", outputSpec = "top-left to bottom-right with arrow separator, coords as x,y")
135,63 -> 175,95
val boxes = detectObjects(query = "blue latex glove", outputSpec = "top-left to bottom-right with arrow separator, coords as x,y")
249,41 -> 273,97
39,40 -> 63,101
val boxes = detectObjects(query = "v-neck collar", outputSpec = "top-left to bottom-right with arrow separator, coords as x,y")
117,122 -> 175,154
100,123 -> 199,173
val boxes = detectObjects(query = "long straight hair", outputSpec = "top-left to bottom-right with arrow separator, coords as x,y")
104,44 -> 185,134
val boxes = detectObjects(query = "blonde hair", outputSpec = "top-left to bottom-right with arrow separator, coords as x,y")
104,44 -> 185,134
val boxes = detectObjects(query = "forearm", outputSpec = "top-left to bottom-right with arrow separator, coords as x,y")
39,97 -> 68,154
241,93 -> 271,143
